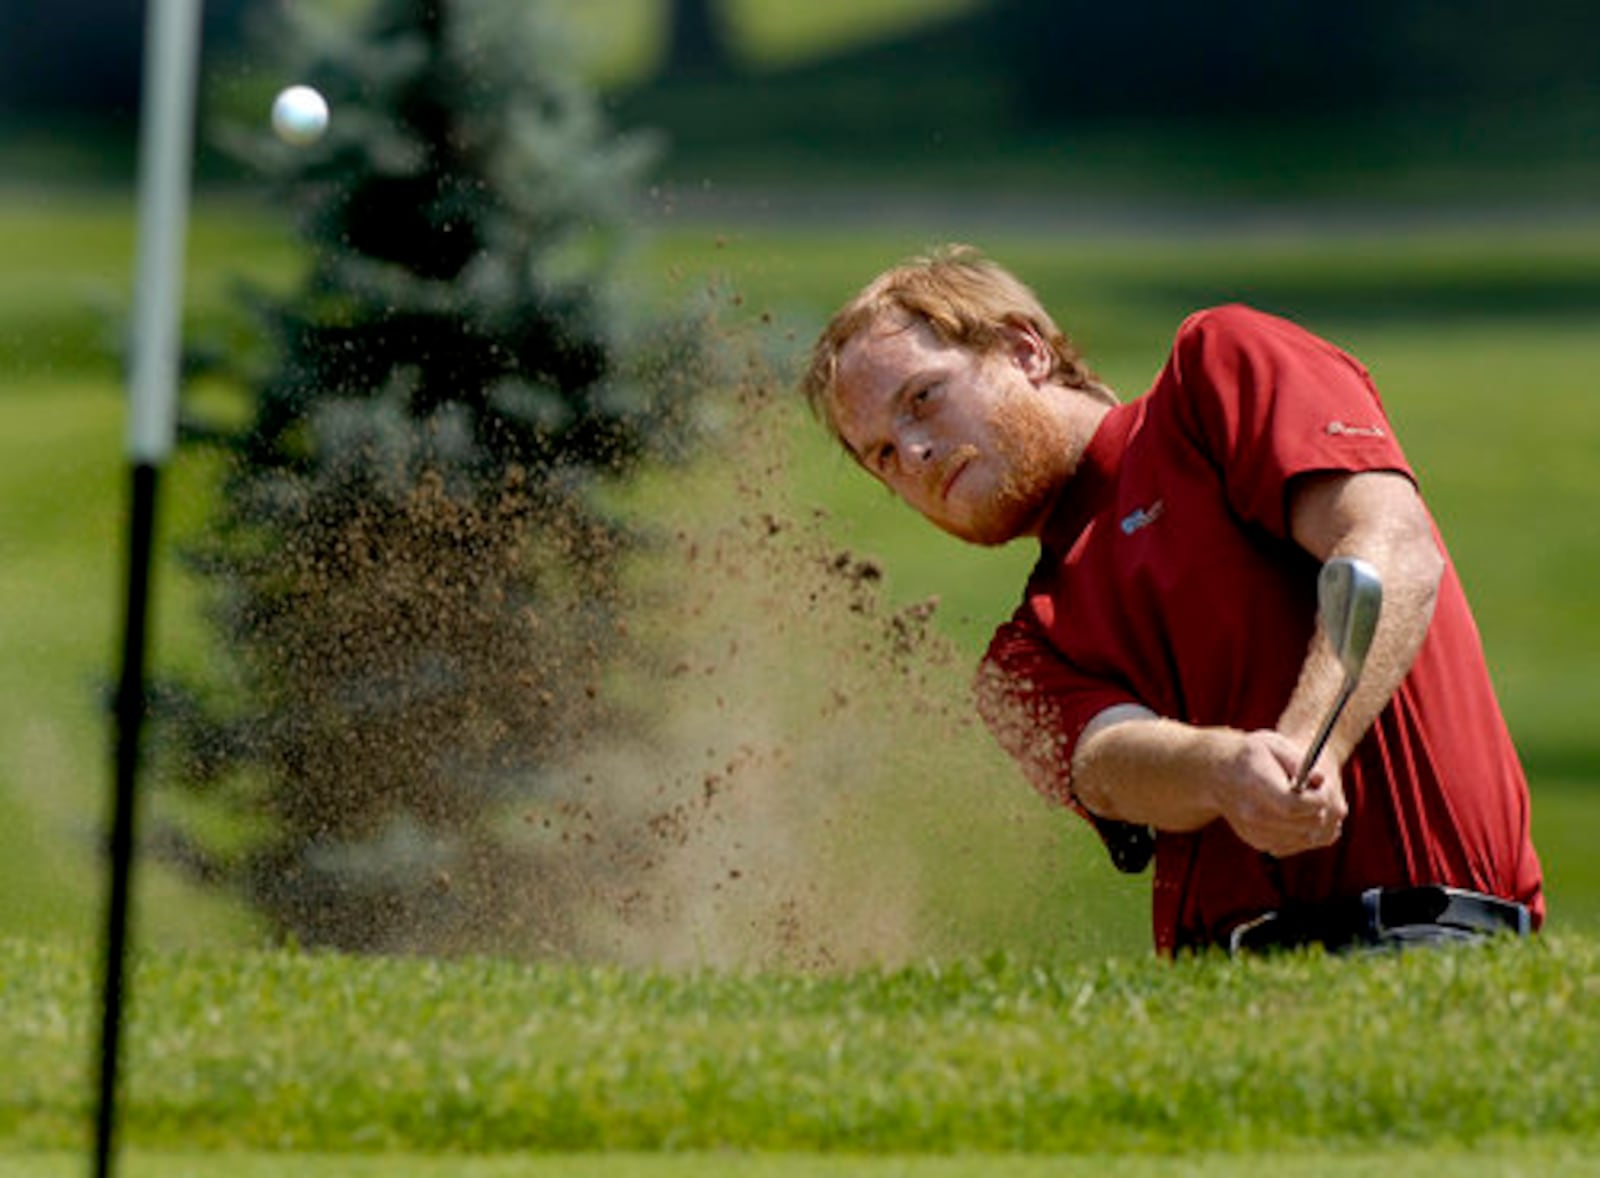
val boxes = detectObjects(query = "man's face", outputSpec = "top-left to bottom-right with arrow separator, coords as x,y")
830,315 -> 1073,546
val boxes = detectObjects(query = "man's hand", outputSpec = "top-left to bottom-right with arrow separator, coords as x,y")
1212,729 -> 1347,857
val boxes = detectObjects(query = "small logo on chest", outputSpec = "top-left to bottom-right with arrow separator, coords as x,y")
1120,499 -> 1165,535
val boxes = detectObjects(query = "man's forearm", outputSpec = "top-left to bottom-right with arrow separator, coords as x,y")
1072,711 -> 1348,857
1072,712 -> 1232,830
1277,473 -> 1444,765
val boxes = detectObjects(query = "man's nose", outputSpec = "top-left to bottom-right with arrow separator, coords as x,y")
903,433 -> 936,465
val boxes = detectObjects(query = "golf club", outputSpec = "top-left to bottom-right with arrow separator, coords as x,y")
1290,556 -> 1383,793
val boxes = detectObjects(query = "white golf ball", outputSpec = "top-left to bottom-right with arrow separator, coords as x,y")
270,85 -> 329,146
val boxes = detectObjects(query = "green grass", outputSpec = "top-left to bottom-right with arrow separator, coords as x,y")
7,1149 -> 1600,1177
3,935 -> 1599,1159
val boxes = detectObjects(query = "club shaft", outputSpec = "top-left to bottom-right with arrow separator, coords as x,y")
1292,676 -> 1356,792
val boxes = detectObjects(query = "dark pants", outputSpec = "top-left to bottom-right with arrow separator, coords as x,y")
1226,885 -> 1532,956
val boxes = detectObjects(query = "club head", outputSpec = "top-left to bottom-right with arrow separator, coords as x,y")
1318,556 -> 1384,680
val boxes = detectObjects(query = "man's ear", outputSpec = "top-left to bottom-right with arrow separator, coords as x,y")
1002,318 -> 1053,384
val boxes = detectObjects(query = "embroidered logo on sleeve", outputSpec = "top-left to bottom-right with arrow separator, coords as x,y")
1325,420 -> 1387,439
1120,499 -> 1165,535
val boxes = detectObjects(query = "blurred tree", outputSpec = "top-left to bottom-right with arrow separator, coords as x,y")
661,0 -> 736,80
157,0 -> 708,955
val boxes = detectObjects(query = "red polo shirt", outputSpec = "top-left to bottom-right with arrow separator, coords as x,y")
979,305 -> 1544,953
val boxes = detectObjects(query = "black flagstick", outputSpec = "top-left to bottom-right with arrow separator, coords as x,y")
95,1 -> 203,1175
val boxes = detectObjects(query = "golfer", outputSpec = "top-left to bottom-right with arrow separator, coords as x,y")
801,245 -> 1544,954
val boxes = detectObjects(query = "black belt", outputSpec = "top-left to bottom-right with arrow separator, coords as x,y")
1226,885 -> 1532,955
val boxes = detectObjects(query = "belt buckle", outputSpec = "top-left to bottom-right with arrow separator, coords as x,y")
1435,886 -> 1533,937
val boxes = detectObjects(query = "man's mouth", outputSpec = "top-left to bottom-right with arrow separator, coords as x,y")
938,449 -> 977,501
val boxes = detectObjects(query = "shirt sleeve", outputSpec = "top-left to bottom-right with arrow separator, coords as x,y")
977,609 -> 1155,873
1169,305 -> 1416,539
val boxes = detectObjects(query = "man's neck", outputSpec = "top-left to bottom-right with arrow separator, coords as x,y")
1021,393 -> 1115,539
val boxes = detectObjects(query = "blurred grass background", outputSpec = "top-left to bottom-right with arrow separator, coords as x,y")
0,0 -> 1596,959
